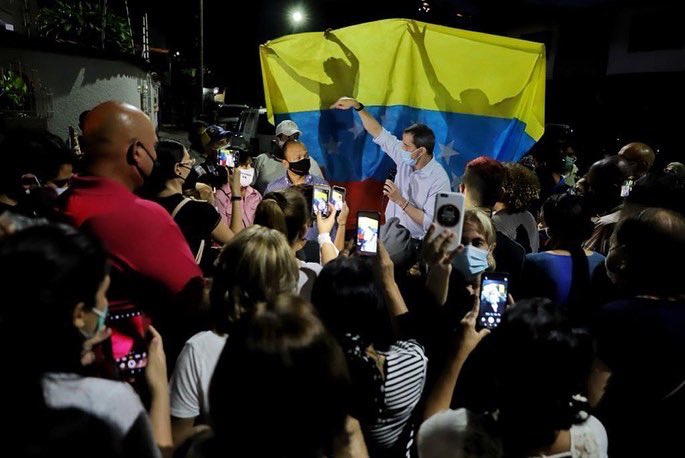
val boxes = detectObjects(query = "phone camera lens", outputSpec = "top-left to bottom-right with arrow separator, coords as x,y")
437,204 -> 460,227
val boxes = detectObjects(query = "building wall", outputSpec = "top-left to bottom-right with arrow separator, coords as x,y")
1,46 -> 157,139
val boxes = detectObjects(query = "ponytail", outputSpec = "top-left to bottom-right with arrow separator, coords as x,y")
255,193 -> 288,239
255,189 -> 309,246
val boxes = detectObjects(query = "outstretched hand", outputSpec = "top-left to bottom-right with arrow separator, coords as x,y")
145,325 -> 168,394
374,240 -> 395,283
421,223 -> 463,267
316,203 -> 337,235
406,21 -> 427,46
330,97 -> 359,110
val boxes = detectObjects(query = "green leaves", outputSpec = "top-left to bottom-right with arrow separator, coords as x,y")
36,0 -> 133,54
0,69 -> 29,111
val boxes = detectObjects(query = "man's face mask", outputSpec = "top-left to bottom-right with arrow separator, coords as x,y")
452,245 -> 490,280
133,142 -> 165,195
288,157 -> 311,177
400,148 -> 423,167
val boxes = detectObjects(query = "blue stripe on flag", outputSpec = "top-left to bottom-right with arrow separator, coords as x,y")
276,106 -> 535,190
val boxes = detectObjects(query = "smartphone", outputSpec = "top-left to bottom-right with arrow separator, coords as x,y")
477,272 -> 509,330
106,305 -> 150,381
217,148 -> 236,168
331,185 -> 346,212
430,192 -> 465,252
312,185 -> 331,218
356,211 -> 380,256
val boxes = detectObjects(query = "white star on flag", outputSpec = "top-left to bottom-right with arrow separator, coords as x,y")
437,141 -> 460,163
347,122 -> 365,139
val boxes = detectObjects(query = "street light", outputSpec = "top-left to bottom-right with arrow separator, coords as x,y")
288,7 -> 307,32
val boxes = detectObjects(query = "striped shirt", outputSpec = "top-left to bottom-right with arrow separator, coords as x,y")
365,339 -> 428,455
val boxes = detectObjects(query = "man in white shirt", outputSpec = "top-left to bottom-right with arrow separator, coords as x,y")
332,97 -> 451,239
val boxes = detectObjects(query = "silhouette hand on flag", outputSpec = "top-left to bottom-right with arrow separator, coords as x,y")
406,21 -> 427,46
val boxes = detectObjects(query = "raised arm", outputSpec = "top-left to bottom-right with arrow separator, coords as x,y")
145,326 -> 173,456
421,224 -> 463,305
263,45 -> 320,95
423,298 -> 490,420
331,97 -> 382,139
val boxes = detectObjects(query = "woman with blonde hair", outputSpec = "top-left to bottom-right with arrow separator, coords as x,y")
169,225 -> 299,450
424,208 -> 497,306
254,186 -> 339,299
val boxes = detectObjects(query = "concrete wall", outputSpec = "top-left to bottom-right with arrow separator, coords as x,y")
1,46 -> 157,139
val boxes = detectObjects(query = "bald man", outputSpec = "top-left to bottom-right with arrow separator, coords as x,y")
618,142 -> 655,179
61,101 -> 203,368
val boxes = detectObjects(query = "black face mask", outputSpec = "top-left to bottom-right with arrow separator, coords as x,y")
181,166 -> 200,191
288,157 -> 311,177
132,142 -> 166,195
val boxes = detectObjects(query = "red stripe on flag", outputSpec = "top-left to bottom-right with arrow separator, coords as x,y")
330,179 -> 389,229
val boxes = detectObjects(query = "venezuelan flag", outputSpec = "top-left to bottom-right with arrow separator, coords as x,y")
260,18 -> 545,222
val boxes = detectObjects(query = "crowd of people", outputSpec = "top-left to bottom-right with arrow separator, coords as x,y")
0,97 -> 684,458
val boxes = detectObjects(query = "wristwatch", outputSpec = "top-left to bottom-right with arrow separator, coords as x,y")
354,102 -> 364,111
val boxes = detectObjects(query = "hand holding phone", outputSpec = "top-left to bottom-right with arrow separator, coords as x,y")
144,325 -> 168,393
218,148 -> 236,169
356,211 -> 380,256
331,185 -> 346,212
106,305 -> 151,382
477,272 -> 509,330
312,185 -> 331,218
429,192 -> 465,252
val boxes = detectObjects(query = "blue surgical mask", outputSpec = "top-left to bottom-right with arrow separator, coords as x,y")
452,245 -> 490,279
92,307 -> 108,334
401,149 -> 419,167
562,155 -> 576,174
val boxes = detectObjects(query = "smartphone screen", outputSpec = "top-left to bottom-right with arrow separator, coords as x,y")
356,212 -> 380,256
478,273 -> 508,330
217,148 -> 235,168
331,186 -> 346,212
107,305 -> 150,381
313,186 -> 331,217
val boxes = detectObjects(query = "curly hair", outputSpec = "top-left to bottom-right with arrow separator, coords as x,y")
502,163 -> 540,213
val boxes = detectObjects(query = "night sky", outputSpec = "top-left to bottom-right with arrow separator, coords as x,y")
146,0 -> 597,105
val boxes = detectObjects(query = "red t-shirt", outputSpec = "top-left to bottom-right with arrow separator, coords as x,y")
63,176 -> 202,295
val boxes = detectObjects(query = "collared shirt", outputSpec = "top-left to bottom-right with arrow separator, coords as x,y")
264,172 -> 329,194
373,128 -> 451,238
62,175 -> 202,295
253,153 -> 324,195
215,185 -> 262,228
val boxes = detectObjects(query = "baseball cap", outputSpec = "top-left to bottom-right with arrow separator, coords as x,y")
202,125 -> 232,145
275,120 -> 301,137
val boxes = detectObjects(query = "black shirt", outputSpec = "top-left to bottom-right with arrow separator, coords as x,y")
154,194 -> 221,274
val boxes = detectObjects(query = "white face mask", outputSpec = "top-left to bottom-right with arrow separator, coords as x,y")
239,168 -> 255,188
55,186 -> 69,196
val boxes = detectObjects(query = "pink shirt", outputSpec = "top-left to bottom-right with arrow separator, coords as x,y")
215,185 -> 262,229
